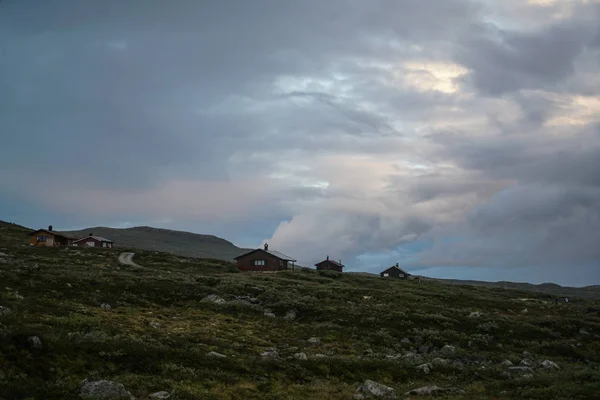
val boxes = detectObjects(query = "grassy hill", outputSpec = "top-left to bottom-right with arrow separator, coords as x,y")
1,223 -> 600,399
61,226 -> 253,261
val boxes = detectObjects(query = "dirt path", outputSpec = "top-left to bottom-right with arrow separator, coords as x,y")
118,252 -> 141,267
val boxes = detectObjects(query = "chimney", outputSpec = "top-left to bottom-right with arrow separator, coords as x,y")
326,255 -> 329,260
89,233 -> 93,237
48,225 -> 53,232
396,263 -> 399,267
264,243 -> 269,251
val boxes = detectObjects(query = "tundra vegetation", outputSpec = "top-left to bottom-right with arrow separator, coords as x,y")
0,221 -> 599,399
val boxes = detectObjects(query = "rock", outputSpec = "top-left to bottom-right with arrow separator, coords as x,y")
357,380 -> 397,399
415,363 -> 432,374
0,306 -> 11,316
440,345 -> 456,355
79,379 -> 133,399
307,337 -> 320,345
261,348 -> 279,360
201,294 -> 226,304
149,321 -> 161,329
508,366 -> 534,375
207,351 -> 227,359
469,311 -> 484,318
432,357 -> 449,366
28,336 -> 43,349
313,353 -> 327,359
284,310 -> 297,321
293,352 -> 308,361
0,252 -> 8,257
501,360 -> 514,367
418,345 -> 430,354
519,359 -> 533,367
405,386 -> 465,396
402,352 -> 423,363
67,283 -> 73,288
541,360 -> 560,370
400,337 -> 411,345
149,392 -> 171,399
521,308 -> 528,314
100,303 -> 112,311
264,311 -> 276,318
579,328 -> 589,335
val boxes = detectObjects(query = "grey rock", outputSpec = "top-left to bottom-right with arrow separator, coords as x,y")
263,311 -> 276,318
519,358 -> 533,366
432,357 -> 449,366
261,348 -> 279,360
28,336 -> 43,349
313,353 -> 327,359
79,379 -> 132,399
307,337 -> 320,345
201,294 -> 226,304
0,252 -> 8,257
440,345 -> 456,355
415,363 -> 432,374
521,308 -> 528,314
400,337 -> 411,345
501,360 -> 514,367
100,303 -> 112,311
579,328 -> 589,335
417,345 -> 430,354
405,386 -> 465,396
284,310 -> 297,321
293,352 -> 308,361
357,380 -> 397,399
468,311 -> 484,318
541,360 -> 560,370
0,306 -> 11,316
207,351 -> 227,359
149,392 -> 170,399
149,321 -> 161,329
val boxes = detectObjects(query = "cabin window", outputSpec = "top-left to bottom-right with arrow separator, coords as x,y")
36,236 -> 47,242
383,273 -> 389,277
253,260 -> 266,266
103,242 -> 107,248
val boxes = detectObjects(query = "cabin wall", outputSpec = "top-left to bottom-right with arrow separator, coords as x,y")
236,251 -> 288,271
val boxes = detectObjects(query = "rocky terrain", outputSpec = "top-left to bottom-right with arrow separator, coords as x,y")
1,221 -> 599,399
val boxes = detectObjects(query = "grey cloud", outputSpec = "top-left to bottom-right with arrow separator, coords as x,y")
456,18 -> 597,95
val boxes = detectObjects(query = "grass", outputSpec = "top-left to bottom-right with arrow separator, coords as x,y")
1,222 -> 600,399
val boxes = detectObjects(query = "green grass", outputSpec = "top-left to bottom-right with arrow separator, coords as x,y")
1,224 -> 599,399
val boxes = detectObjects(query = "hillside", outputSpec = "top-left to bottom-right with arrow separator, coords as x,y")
1,224 -> 600,399
62,225 -> 252,261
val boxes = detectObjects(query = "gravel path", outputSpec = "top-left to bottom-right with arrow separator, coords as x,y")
118,252 -> 141,267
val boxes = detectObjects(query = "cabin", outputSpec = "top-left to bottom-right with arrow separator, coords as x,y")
234,243 -> 296,272
72,233 -> 115,249
27,226 -> 76,247
315,255 -> 344,272
380,263 -> 410,279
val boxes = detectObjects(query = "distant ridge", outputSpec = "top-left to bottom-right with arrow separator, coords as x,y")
62,225 -> 253,261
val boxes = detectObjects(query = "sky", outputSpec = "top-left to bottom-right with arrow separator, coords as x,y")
1,0 -> 599,286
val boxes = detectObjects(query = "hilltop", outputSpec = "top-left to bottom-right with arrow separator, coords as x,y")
60,225 -> 252,261
1,220 -> 600,399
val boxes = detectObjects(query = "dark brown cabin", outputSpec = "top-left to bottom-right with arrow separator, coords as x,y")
380,263 -> 410,279
72,233 -> 114,249
234,243 -> 296,272
315,255 -> 344,272
26,226 -> 76,247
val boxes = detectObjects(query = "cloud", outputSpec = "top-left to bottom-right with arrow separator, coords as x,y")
0,0 -> 599,285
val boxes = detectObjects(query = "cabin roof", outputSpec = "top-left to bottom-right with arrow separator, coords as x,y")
73,235 -> 114,243
234,248 -> 297,262
381,265 -> 410,275
26,229 -> 76,240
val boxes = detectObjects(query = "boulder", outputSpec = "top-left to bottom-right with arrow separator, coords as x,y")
261,348 -> 279,360
293,352 -> 308,361
468,311 -> 484,318
28,336 -> 43,349
149,321 -> 161,329
79,379 -> 132,400
405,386 -> 465,396
541,360 -> 559,370
201,294 -> 226,304
307,337 -> 320,345
440,345 -> 456,355
263,311 -> 276,318
501,360 -> 514,367
284,310 -> 297,321
149,392 -> 170,399
415,363 -> 432,374
357,380 -> 397,399
100,303 -> 112,311
207,351 -> 227,359
0,306 -> 11,316
508,366 -> 534,375
431,357 -> 449,366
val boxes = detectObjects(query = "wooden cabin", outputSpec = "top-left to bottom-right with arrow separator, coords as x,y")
380,263 -> 410,279
315,255 -> 344,272
27,225 -> 76,247
234,243 -> 296,272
